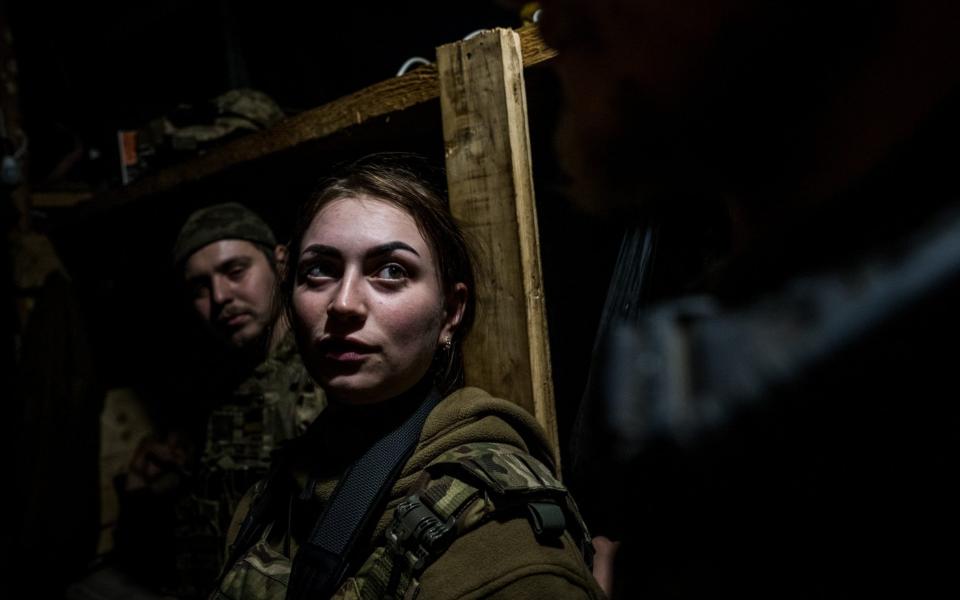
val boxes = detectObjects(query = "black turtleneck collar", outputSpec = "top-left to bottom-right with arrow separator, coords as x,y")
280,374 -> 436,476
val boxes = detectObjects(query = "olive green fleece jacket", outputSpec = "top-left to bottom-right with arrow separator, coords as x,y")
218,387 -> 605,600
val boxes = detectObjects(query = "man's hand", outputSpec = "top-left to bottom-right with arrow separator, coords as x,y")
124,433 -> 190,492
592,535 -> 621,597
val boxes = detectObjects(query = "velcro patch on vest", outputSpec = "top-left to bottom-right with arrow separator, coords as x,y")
419,473 -> 483,523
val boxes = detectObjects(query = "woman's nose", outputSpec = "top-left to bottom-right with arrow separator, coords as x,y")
328,270 -> 367,320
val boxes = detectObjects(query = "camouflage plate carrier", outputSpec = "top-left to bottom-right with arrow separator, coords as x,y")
213,442 -> 593,600
175,334 -> 325,598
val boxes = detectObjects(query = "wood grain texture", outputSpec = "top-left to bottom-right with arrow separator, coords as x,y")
518,22 -> 558,66
437,28 -> 559,461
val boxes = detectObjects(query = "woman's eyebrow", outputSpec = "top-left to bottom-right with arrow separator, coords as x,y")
301,244 -> 340,258
367,241 -> 420,258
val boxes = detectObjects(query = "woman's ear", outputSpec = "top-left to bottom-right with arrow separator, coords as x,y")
440,283 -> 468,341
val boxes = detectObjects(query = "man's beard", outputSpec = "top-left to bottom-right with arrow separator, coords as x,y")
216,310 -> 272,357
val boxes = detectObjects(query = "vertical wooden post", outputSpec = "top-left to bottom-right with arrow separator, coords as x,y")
437,28 -> 558,459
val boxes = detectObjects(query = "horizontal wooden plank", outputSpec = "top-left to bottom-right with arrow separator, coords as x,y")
91,67 -> 440,210
518,22 -> 558,66
30,191 -> 94,208
83,25 -> 556,212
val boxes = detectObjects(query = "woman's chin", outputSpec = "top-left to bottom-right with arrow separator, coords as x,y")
322,376 -> 388,405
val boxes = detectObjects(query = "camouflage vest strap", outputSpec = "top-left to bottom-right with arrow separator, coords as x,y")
428,442 -> 565,496
344,443 -> 595,600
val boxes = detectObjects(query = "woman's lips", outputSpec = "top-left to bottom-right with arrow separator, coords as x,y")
318,338 -> 377,362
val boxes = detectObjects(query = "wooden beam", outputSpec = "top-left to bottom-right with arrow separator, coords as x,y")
437,28 -> 558,460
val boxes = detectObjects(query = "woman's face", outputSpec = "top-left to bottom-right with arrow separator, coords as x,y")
293,195 -> 465,404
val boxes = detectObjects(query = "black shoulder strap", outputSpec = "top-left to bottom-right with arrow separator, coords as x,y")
286,387 -> 442,600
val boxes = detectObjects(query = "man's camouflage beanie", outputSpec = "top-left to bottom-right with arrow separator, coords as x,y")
172,202 -> 277,265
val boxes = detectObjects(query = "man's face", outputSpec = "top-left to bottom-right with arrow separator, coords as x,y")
183,239 -> 278,350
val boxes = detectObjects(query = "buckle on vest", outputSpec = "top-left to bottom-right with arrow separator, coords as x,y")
385,495 -> 455,573
526,501 -> 566,540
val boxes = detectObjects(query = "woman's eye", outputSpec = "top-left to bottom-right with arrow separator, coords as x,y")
375,264 -> 408,280
304,263 -> 336,279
